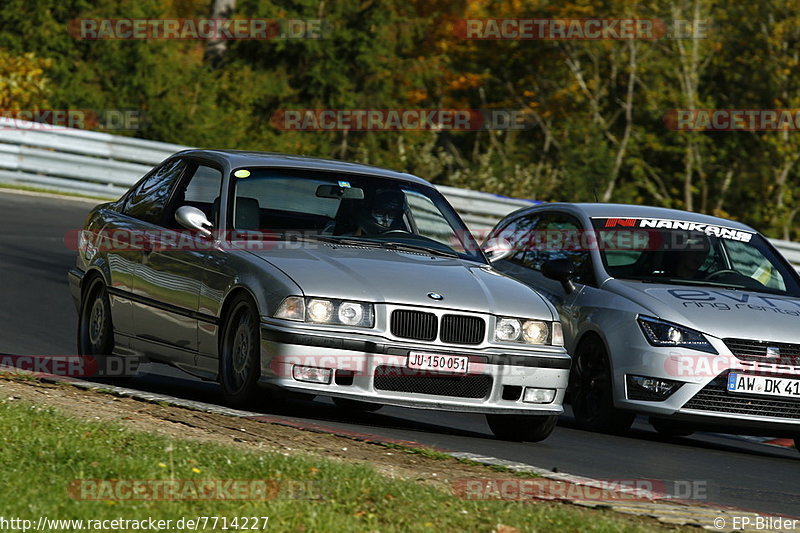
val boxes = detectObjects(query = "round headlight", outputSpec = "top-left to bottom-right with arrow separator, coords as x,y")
522,320 -> 549,344
496,318 -> 522,342
337,302 -> 364,325
667,326 -> 683,344
307,299 -> 334,323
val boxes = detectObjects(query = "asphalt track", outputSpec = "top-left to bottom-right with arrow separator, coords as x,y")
1,190 -> 798,518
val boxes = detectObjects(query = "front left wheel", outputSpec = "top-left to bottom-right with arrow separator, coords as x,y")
220,295 -> 262,408
568,336 -> 634,434
486,413 -> 558,442
78,277 -> 115,356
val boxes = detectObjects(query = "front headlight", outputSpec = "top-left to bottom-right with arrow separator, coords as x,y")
637,316 -> 717,354
495,317 -> 560,346
275,296 -> 374,328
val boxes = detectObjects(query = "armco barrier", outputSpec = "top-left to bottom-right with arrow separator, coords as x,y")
1,118 -> 797,270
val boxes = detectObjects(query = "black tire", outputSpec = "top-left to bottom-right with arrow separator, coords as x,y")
78,277 -> 115,356
333,397 -> 383,412
650,417 -> 694,437
220,295 -> 262,408
486,414 -> 558,442
568,337 -> 634,434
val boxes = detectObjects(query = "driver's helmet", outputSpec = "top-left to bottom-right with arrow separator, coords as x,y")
358,188 -> 407,234
665,231 -> 711,275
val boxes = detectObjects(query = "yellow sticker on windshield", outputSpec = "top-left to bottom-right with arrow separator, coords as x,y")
234,169 -> 251,178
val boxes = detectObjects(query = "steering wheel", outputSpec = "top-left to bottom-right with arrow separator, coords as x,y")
382,229 -> 411,235
705,269 -> 740,280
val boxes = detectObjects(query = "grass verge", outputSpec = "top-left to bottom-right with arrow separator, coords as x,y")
0,397 -> 683,532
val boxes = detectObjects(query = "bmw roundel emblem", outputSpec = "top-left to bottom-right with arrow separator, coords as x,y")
427,292 -> 444,301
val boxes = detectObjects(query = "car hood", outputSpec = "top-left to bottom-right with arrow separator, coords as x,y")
604,279 -> 800,343
246,245 -> 555,319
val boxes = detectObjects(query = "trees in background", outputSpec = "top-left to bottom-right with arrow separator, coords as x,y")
1,0 -> 799,237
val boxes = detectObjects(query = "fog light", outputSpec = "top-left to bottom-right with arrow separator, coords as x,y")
522,387 -> 556,404
292,365 -> 332,384
626,375 -> 682,401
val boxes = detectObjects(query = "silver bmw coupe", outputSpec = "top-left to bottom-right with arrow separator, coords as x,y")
69,150 -> 570,441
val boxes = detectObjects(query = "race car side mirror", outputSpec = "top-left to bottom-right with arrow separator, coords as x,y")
542,258 -> 576,294
482,237 -> 514,262
175,205 -> 213,238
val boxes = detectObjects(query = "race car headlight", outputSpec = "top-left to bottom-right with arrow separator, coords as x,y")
307,299 -> 334,323
637,316 -> 717,354
522,320 -> 549,344
495,317 -> 557,345
275,297 -> 373,328
496,318 -> 522,342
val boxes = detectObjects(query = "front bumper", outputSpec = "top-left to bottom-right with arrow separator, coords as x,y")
258,321 -> 570,415
611,333 -> 800,432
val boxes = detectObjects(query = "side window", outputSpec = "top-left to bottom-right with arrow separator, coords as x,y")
529,212 -> 595,286
124,160 -> 187,225
168,163 -> 224,228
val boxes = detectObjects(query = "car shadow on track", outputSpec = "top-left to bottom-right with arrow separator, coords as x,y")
79,363 -> 797,459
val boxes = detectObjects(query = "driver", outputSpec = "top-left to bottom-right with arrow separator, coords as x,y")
666,234 -> 710,278
353,188 -> 408,236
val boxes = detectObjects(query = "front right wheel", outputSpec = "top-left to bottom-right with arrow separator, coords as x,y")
486,413 -> 558,442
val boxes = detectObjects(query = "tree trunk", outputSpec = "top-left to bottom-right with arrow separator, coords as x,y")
204,0 -> 236,67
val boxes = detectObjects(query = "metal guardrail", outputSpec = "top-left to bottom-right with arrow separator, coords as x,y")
1,118 -> 797,270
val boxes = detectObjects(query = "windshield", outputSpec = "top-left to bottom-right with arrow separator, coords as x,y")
230,167 -> 484,262
591,217 -> 800,297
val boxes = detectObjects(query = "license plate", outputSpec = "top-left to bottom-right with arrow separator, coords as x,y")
407,352 -> 469,374
727,373 -> 800,398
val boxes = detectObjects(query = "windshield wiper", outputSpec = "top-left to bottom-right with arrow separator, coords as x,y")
301,235 -> 384,247
634,278 -> 747,291
304,235 -> 459,257
378,241 -> 459,258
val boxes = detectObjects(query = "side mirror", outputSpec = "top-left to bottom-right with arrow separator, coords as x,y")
542,258 -> 576,294
482,237 -> 514,263
175,206 -> 213,238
